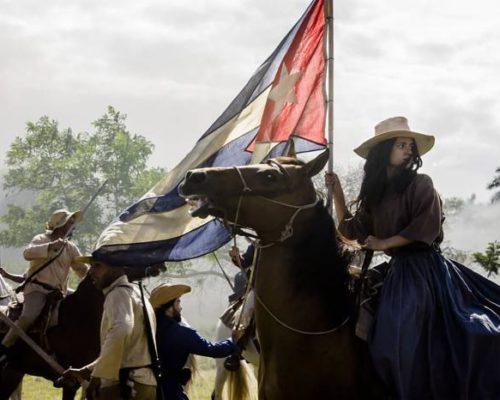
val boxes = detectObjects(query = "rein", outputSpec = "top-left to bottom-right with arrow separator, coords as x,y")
230,164 -> 350,336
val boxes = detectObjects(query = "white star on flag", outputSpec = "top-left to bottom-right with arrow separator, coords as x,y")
268,64 -> 302,120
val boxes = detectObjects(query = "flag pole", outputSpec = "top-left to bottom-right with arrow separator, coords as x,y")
325,0 -> 335,214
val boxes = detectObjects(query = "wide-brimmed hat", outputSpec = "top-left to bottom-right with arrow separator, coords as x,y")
46,209 -> 82,234
150,284 -> 191,309
354,116 -> 435,159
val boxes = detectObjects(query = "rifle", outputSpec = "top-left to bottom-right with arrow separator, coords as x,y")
139,281 -> 165,400
353,249 -> 374,321
15,180 -> 108,293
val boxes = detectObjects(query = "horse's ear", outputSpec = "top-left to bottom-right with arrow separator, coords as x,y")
305,148 -> 330,177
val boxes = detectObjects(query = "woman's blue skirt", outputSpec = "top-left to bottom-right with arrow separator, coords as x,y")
369,250 -> 500,400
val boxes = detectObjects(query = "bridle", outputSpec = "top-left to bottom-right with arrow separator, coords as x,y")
228,161 -> 320,245
228,161 -> 350,336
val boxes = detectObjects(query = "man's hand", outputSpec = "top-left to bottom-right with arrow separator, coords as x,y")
48,238 -> 66,254
229,246 -> 242,267
232,328 -> 245,342
363,236 -> 389,251
85,377 -> 101,400
229,246 -> 240,259
61,366 -> 90,386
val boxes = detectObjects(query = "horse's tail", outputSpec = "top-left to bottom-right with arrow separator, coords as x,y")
226,360 -> 258,400
184,354 -> 199,396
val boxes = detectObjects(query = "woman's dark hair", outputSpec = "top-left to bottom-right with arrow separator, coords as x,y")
353,138 -> 422,212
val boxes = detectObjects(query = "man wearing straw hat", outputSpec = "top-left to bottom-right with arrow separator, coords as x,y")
0,209 -> 88,355
150,283 -> 239,400
63,255 -> 157,400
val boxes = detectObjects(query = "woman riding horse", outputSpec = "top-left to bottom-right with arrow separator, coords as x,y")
326,116 -> 500,399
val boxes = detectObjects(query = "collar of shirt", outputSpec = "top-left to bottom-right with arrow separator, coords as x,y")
102,274 -> 130,296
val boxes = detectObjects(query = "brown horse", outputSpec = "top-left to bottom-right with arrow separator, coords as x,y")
0,275 -> 103,399
179,150 -> 385,399
0,265 -> 163,400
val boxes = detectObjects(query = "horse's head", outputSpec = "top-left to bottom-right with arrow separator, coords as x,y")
179,150 -> 329,237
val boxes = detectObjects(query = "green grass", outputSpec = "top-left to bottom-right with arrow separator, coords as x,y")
22,368 -> 216,399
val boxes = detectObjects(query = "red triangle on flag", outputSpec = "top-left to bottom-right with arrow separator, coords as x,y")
248,0 -> 327,158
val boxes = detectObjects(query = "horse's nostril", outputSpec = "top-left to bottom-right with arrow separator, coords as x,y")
188,171 -> 207,184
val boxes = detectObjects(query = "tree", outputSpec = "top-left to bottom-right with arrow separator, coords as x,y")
0,107 -> 165,251
473,241 -> 500,277
487,167 -> 500,203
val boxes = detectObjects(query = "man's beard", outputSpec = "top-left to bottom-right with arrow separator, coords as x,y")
173,309 -> 182,323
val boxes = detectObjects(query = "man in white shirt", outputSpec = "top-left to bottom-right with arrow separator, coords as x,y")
0,209 -> 88,351
63,256 -> 157,400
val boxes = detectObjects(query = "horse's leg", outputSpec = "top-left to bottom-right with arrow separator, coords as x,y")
10,381 -> 22,400
212,320 -> 231,400
0,364 -> 24,400
62,385 -> 79,400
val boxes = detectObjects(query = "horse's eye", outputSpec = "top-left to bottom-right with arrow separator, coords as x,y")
265,173 -> 276,181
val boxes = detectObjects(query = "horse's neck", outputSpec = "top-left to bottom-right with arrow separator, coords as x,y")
255,246 -> 342,327
60,276 -> 103,321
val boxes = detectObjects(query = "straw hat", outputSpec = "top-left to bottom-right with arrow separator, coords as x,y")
150,284 -> 191,309
354,116 -> 435,159
46,209 -> 82,234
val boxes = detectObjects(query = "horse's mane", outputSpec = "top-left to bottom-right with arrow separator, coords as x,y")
61,274 -> 103,313
289,200 -> 353,318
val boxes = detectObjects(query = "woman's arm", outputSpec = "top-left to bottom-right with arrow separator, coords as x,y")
363,235 -> 413,251
325,172 -> 348,223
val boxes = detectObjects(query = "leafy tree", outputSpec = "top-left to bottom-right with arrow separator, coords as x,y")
0,107 -> 165,251
442,197 -> 465,218
473,241 -> 500,277
487,167 -> 500,203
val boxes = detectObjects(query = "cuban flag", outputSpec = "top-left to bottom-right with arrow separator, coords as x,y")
94,0 -> 327,266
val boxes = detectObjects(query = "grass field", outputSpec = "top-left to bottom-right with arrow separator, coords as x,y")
22,368 -> 216,399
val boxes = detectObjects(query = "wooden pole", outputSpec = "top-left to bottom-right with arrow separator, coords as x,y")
325,0 -> 335,213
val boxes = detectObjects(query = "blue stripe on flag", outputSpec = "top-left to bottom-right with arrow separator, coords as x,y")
95,219 -> 231,266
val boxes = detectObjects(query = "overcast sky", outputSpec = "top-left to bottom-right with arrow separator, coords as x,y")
1,0 -> 499,202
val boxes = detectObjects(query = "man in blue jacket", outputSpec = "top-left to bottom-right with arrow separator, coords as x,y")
150,284 -> 239,400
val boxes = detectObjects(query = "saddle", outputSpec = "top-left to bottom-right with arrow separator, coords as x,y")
220,297 -> 259,356
0,289 -> 64,350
